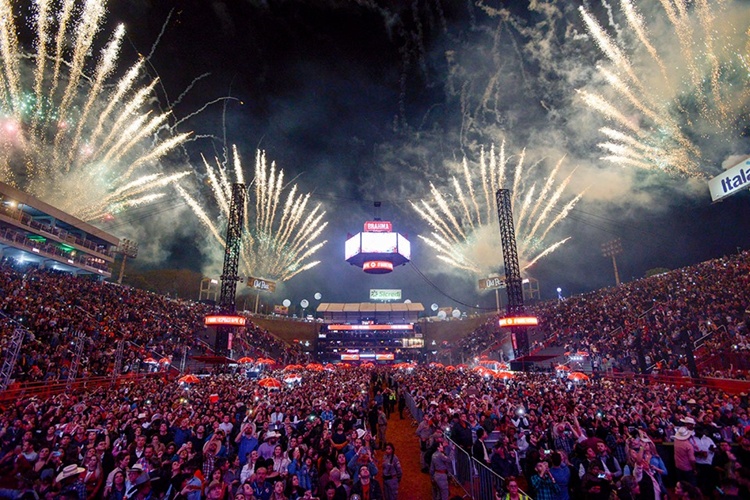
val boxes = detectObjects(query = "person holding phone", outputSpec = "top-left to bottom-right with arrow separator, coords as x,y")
581,462 -> 612,500
530,460 -> 559,500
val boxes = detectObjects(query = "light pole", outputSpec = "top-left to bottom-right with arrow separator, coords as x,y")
116,239 -> 138,284
601,238 -> 623,286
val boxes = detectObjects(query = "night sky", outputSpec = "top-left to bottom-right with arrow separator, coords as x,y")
98,1 -> 750,313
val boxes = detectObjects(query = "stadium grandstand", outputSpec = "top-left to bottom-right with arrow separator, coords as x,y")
0,181 -> 118,279
0,249 -> 748,499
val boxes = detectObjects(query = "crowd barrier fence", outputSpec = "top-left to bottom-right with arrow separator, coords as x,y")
404,391 -> 529,499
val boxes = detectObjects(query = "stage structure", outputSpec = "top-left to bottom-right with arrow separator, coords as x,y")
496,189 -> 538,361
214,183 -> 246,356
316,302 -> 425,363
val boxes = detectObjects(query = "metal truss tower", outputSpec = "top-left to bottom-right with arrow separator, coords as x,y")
496,189 -> 530,357
216,183 -> 246,356
496,189 -> 524,315
0,327 -> 25,392
66,330 -> 86,393
111,339 -> 125,387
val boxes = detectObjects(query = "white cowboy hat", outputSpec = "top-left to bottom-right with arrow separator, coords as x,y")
264,431 -> 280,440
56,464 -> 85,483
674,427 -> 694,440
680,416 -> 696,425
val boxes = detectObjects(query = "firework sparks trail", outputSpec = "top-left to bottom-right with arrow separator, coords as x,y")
0,0 -> 192,221
410,142 -> 583,276
180,148 -> 329,282
579,0 -> 750,177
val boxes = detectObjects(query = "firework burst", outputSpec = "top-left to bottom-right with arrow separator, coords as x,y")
178,147 -> 328,282
578,0 -> 750,177
0,0 -> 191,221
411,142 -> 584,276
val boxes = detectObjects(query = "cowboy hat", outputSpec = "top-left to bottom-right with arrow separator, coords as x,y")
264,431 -> 280,440
674,427 -> 694,440
680,417 -> 696,425
56,464 -> 85,482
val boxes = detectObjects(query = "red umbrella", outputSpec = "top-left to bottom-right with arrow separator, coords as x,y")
306,363 -> 324,371
429,362 -> 444,368
284,364 -> 303,371
158,357 -> 171,364
324,364 -> 336,372
178,374 -> 200,384
445,365 -> 456,371
495,371 -> 514,380
258,377 -> 282,389
456,364 -> 468,370
237,357 -> 254,364
568,372 -> 590,382
361,362 -> 375,369
257,358 -> 276,365
143,357 -> 158,364
555,364 -> 570,372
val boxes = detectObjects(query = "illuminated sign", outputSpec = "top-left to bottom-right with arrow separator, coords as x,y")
362,233 -> 397,253
248,276 -> 276,292
341,353 -> 360,361
205,315 -> 247,326
479,277 -> 506,290
709,158 -> 750,202
364,221 -> 392,232
499,316 -> 539,327
363,260 -> 393,273
345,234 -> 360,260
369,289 -> 402,301
397,234 -> 411,259
376,353 -> 395,360
328,324 -> 413,331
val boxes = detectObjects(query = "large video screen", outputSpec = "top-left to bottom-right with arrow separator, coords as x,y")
345,233 -> 361,259
361,232 -> 397,253
397,234 -> 411,259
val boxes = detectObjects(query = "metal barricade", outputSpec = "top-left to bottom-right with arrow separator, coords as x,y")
404,392 -> 530,499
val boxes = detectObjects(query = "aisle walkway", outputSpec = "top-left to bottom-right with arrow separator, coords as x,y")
373,407 -> 434,498
373,406 -> 467,499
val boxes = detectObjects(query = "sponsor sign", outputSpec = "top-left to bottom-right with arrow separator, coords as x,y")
479,276 -> 506,290
709,158 -> 750,202
205,315 -> 246,326
364,220 -> 392,232
363,260 -> 393,272
341,353 -> 360,361
375,353 -> 395,360
328,324 -> 413,331
499,316 -> 539,327
248,276 -> 276,292
370,289 -> 402,301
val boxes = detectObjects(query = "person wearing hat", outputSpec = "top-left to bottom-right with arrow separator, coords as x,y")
257,432 -> 279,461
55,464 -> 87,500
124,471 -> 150,500
673,426 -> 697,487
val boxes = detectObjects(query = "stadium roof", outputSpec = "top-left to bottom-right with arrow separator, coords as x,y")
317,302 -> 425,313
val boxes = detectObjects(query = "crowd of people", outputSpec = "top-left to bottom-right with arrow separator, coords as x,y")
449,251 -> 750,378
402,366 -> 750,499
0,261 -> 303,384
0,367 -> 406,500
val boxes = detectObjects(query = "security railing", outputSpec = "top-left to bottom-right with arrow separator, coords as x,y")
404,391 -> 530,499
